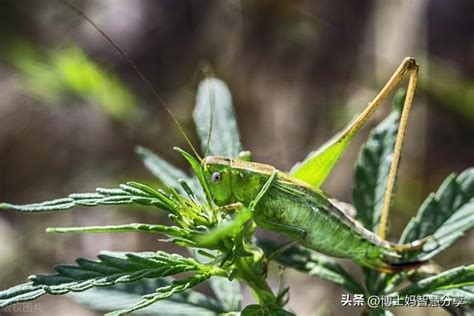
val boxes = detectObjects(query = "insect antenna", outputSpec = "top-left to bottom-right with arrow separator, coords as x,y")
201,63 -> 215,158
60,0 -> 202,161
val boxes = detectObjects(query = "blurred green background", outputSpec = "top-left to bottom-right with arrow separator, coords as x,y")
0,1 -> 472,315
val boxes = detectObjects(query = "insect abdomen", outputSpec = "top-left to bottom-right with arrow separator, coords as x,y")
254,180 -> 391,269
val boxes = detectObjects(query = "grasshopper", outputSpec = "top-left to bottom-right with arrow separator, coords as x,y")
182,57 -> 425,273
66,3 -> 426,273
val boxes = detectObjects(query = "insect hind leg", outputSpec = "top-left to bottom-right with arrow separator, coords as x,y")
257,218 -> 307,261
391,235 -> 432,253
256,218 -> 307,277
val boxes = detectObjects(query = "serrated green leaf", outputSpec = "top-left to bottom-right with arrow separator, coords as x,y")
396,265 -> 474,304
191,250 -> 242,312
174,147 -> 213,208
46,223 -> 188,237
241,304 -> 295,316
46,223 -> 196,247
107,273 -> 212,315
399,168 -> 474,260
352,99 -> 403,232
135,146 -> 190,185
193,77 -> 242,157
258,240 -> 364,294
135,146 -> 202,196
70,278 -> 224,315
0,251 -> 208,309
1,181 -> 178,214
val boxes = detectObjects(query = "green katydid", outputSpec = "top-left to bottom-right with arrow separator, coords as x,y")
176,58 -> 425,273
58,3 -> 427,273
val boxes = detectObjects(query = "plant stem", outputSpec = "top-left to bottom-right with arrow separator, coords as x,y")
237,257 -> 276,305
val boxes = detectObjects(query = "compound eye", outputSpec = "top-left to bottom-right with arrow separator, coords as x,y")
211,172 -> 222,183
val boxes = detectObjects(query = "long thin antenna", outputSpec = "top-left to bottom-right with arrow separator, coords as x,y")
205,86 -> 215,158
60,0 -> 202,161
202,63 -> 215,158
196,62 -> 215,158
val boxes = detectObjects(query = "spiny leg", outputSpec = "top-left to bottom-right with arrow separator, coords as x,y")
216,202 -> 245,214
257,217 -> 307,276
263,220 -> 307,262
391,235 -> 430,252
340,58 -> 418,140
378,59 -> 419,240
338,57 -> 419,240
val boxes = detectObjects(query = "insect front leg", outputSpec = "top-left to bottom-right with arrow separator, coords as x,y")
249,170 -> 278,211
216,202 -> 245,215
247,170 -> 309,257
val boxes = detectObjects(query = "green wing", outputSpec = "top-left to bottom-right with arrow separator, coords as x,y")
291,90 -> 406,188
290,116 -> 359,188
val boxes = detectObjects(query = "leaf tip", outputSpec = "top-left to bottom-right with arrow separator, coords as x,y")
27,275 -> 38,282
393,88 -> 406,111
134,145 -> 146,156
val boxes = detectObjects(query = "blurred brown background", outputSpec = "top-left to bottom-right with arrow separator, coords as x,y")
0,1 -> 473,315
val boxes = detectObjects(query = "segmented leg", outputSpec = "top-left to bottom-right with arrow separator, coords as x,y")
257,217 -> 307,259
391,235 -> 430,252
378,59 -> 419,240
216,202 -> 244,214
249,171 -> 278,211
247,171 -> 308,259
256,217 -> 307,277
339,57 -> 419,240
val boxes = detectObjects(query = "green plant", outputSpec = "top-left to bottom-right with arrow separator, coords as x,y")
1,77 -> 473,315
